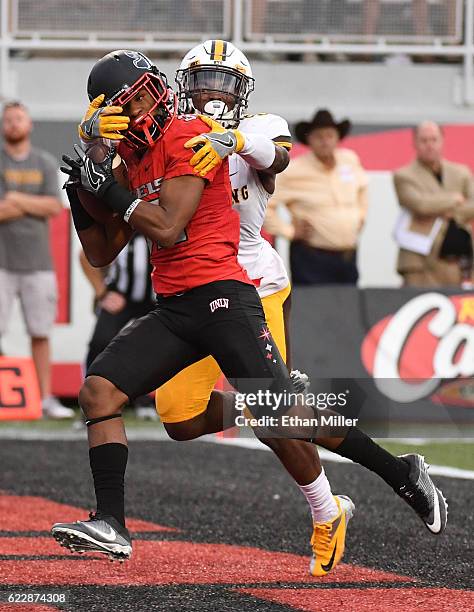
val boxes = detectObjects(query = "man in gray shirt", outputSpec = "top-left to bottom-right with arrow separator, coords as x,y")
0,101 -> 73,418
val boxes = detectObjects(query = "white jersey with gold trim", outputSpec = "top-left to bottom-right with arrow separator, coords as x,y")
230,113 -> 290,298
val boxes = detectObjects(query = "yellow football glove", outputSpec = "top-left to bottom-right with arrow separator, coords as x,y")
78,94 -> 130,141
184,115 -> 246,177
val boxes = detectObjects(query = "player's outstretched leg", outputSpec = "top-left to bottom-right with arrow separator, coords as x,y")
259,371 -> 353,575
51,375 -> 132,561
262,436 -> 355,576
316,427 -> 448,534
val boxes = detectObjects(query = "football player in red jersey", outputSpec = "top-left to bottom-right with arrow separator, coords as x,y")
52,50 -> 447,565
52,49 -> 296,561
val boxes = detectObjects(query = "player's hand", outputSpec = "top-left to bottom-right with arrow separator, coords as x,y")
184,115 -> 246,177
60,142 -> 116,198
100,290 -> 126,314
293,218 -> 313,243
78,94 -> 130,141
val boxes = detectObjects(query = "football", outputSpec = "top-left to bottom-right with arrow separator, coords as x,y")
77,154 -> 129,224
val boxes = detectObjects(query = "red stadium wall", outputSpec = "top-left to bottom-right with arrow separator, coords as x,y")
49,210 -> 83,397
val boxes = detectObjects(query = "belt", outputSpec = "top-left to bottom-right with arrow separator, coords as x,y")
312,247 -> 356,262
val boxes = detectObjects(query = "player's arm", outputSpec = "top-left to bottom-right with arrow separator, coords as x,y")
80,175 -> 203,249
185,115 -> 282,174
67,186 -> 133,267
79,249 -> 108,301
256,137 -> 290,193
184,115 -> 290,192
259,140 -> 290,176
122,175 -> 204,247
61,143 -> 203,249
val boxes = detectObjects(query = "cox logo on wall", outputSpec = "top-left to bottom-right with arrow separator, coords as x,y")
361,293 -> 474,407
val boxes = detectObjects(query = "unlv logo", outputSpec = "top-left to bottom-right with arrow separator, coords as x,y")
209,298 -> 229,313
123,51 -> 154,70
361,293 -> 474,403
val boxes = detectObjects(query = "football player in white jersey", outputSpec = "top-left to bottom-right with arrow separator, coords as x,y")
153,40 -> 353,576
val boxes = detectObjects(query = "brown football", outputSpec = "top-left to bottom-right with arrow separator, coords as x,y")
77,155 -> 129,224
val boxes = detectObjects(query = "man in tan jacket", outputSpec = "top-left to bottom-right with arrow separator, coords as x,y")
264,109 -> 368,285
393,121 -> 474,287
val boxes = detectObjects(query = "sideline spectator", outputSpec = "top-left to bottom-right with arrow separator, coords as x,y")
0,101 -> 74,418
393,121 -> 474,287
265,109 -> 368,285
79,232 -> 157,420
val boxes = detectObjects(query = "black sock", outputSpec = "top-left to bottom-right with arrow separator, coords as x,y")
89,443 -> 128,527
331,427 -> 409,491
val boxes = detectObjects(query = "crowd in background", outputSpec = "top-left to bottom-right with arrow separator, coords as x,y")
265,107 -> 474,288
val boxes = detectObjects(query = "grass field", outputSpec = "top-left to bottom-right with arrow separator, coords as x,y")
380,440 -> 474,471
1,411 -> 473,471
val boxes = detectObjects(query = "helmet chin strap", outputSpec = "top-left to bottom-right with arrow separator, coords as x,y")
132,114 -> 155,146
142,121 -> 155,146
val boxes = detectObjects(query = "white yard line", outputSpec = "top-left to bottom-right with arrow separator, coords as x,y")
205,435 -> 474,480
2,427 -> 473,480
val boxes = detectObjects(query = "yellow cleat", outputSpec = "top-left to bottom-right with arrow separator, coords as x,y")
309,495 -> 355,577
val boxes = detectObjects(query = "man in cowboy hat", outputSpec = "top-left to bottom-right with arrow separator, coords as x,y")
265,109 -> 368,285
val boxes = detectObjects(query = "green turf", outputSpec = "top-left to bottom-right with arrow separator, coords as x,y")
1,413 -> 473,471
379,441 -> 474,471
0,409 -> 163,430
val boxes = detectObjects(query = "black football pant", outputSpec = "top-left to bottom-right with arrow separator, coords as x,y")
88,280 -> 294,419
86,299 -> 155,408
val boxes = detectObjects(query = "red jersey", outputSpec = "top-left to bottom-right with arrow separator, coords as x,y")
121,115 -> 250,296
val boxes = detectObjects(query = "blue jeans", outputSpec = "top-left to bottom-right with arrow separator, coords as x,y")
290,241 -> 358,285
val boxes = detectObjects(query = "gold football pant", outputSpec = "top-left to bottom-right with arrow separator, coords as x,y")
155,284 -> 291,423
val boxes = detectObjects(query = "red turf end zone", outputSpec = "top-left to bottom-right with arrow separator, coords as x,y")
1,606 -> 58,612
239,587 -> 474,612
0,492 -> 472,611
0,537 -> 413,586
0,494 -> 176,533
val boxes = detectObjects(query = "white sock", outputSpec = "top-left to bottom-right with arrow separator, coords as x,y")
298,468 -> 339,524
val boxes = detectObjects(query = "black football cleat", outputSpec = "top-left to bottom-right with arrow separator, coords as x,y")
51,511 -> 132,561
397,454 -> 448,534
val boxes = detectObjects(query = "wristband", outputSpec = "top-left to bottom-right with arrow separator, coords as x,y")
238,132 -> 276,170
102,181 -> 137,216
66,186 -> 95,232
123,198 -> 141,223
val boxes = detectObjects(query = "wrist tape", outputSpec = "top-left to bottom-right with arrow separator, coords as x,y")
102,182 -> 141,223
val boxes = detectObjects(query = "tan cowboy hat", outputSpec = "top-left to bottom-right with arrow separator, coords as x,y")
294,109 -> 352,144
